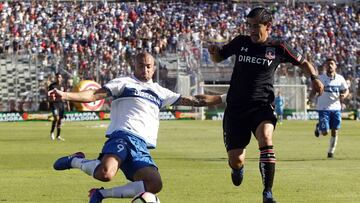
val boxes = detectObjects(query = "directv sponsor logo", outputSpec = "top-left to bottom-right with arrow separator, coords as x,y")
238,55 -> 273,66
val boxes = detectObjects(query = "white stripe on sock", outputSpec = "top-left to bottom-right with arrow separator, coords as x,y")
328,136 -> 338,154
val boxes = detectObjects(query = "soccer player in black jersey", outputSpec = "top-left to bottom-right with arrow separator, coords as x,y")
206,7 -> 324,203
48,73 -> 69,141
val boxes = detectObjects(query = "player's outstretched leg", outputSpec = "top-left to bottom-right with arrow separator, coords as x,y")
231,165 -> 244,186
53,152 -> 85,170
88,181 -> 145,202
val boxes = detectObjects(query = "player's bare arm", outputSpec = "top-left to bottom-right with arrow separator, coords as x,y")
339,89 -> 349,102
48,88 -> 108,103
173,96 -> 205,107
195,94 -> 225,106
299,60 -> 324,95
308,88 -> 321,107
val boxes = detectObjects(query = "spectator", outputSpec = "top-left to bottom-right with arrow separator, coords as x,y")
0,2 -> 358,110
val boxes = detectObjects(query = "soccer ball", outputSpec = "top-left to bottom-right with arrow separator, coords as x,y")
131,192 -> 160,203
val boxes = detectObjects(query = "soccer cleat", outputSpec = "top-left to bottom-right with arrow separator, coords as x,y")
89,187 -> 104,203
314,123 -> 319,137
327,153 -> 334,158
231,166 -> 244,186
50,133 -> 55,140
56,136 -> 65,141
53,152 -> 85,170
263,190 -> 277,203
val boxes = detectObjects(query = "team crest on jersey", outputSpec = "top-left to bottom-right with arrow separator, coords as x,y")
265,47 -> 276,60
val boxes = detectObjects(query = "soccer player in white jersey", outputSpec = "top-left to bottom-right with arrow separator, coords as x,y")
310,58 -> 349,158
49,52 -> 206,203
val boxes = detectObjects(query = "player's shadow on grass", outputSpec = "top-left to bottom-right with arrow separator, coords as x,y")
158,157 -> 360,162
157,157 -> 227,162
271,157 -> 359,161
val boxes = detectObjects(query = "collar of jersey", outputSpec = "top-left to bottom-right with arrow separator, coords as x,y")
325,73 -> 336,80
131,74 -> 153,84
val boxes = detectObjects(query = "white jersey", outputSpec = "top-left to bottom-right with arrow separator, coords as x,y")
316,73 -> 348,111
104,75 -> 180,148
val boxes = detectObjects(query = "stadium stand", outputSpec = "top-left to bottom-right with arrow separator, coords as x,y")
0,1 -> 359,111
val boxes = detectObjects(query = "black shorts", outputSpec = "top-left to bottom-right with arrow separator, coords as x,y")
51,105 -> 65,119
223,103 -> 277,151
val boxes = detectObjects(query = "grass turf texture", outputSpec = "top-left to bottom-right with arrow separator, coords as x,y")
0,120 -> 359,203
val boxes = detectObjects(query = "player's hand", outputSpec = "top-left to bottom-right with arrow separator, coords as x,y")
312,79 -> 324,95
194,95 -> 222,106
208,45 -> 219,55
48,89 -> 64,101
339,94 -> 346,101
193,95 -> 208,106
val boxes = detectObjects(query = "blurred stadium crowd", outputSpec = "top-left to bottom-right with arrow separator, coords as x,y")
0,1 -> 359,111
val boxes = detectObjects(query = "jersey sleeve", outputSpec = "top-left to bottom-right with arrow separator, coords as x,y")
157,85 -> 181,108
279,41 -> 305,65
103,78 -> 126,97
218,35 -> 243,59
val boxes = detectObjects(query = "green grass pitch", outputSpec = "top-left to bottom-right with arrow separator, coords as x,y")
0,120 -> 359,203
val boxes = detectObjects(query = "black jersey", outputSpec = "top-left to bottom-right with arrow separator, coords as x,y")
219,35 -> 304,106
48,82 -> 66,109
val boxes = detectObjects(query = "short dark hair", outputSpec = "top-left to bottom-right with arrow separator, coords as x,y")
247,7 -> 273,24
326,57 -> 336,63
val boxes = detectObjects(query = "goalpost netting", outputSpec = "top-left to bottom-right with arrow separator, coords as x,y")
200,84 -> 308,120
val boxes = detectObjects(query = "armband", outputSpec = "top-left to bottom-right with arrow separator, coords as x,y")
310,74 -> 319,81
220,94 -> 227,103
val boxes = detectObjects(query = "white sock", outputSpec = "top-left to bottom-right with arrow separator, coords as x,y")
99,181 -> 145,198
71,158 -> 100,176
328,136 -> 338,154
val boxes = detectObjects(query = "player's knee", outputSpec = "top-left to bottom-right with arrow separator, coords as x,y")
94,168 -> 117,182
228,157 -> 244,169
263,133 -> 273,142
228,149 -> 245,169
144,177 -> 163,194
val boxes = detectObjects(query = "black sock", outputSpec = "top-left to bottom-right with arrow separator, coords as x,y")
56,120 -> 62,137
56,128 -> 61,137
259,146 -> 276,192
50,121 -> 56,133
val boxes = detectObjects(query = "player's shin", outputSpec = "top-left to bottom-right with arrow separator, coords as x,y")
99,181 -> 145,198
328,135 -> 338,154
56,119 -> 62,137
259,146 -> 276,192
51,120 -> 56,133
71,158 -> 101,176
